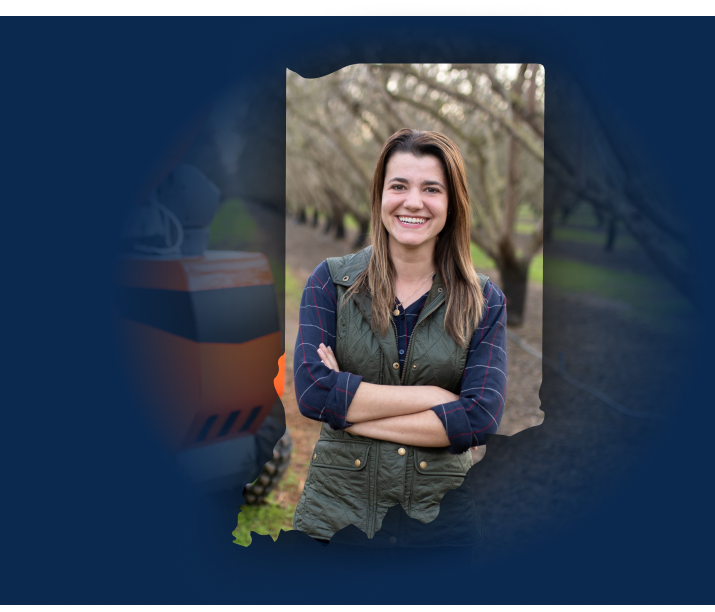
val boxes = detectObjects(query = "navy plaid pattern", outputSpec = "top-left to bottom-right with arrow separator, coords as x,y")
294,261 -> 507,454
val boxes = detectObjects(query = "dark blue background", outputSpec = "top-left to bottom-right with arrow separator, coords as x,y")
1,18 -> 713,603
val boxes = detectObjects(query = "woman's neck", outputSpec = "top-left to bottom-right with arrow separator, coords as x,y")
388,237 -> 436,283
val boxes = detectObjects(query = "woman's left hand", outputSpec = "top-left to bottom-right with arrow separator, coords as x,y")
317,343 -> 340,373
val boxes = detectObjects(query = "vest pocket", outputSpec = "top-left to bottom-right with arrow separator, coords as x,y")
311,439 -> 371,471
409,448 -> 471,524
413,448 -> 472,476
296,439 -> 373,538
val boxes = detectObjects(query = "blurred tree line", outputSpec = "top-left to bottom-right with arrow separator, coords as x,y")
287,63 -> 546,325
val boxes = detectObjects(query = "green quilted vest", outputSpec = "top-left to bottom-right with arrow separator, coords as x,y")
293,246 -> 488,543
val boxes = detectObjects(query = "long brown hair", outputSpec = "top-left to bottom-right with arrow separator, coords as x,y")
345,128 -> 485,347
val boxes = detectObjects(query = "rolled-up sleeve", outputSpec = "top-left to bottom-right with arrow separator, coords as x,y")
430,281 -> 508,454
293,261 -> 363,430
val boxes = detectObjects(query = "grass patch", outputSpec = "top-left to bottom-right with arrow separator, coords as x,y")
233,464 -> 301,547
545,257 -> 692,322
470,242 -> 495,271
552,226 -> 641,250
208,198 -> 257,249
529,252 -> 543,284
343,213 -> 360,231
285,265 -> 304,310
233,497 -> 296,547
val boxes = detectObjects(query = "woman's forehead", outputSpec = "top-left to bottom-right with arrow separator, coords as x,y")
385,152 -> 445,181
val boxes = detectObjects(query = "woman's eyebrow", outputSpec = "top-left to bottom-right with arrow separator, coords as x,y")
387,177 -> 445,189
422,179 -> 445,188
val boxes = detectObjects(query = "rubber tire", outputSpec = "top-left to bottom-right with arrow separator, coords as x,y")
242,428 -> 292,505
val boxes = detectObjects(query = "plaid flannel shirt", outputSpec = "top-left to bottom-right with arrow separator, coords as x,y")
293,260 -> 507,455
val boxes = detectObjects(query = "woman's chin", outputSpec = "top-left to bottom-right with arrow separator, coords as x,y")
389,233 -> 436,251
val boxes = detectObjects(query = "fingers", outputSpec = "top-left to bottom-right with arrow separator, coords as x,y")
317,343 -> 340,372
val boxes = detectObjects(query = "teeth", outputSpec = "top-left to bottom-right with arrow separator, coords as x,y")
398,217 -> 426,225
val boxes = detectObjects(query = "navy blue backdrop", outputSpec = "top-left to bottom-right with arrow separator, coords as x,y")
1,18 -> 713,603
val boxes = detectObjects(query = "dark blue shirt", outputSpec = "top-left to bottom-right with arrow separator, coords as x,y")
293,260 -> 507,455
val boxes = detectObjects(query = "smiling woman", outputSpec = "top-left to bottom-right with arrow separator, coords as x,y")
292,129 -> 507,551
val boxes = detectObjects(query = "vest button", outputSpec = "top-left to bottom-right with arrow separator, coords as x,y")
420,461 -> 427,469
392,362 -> 400,370
342,275 -> 349,281
354,459 -> 361,467
313,454 -> 317,461
389,536 -> 397,544
398,448 -> 406,456
412,363 -> 418,370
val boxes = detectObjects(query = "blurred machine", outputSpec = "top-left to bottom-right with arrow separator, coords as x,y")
116,163 -> 290,502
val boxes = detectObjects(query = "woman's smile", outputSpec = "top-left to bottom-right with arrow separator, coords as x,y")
397,215 -> 429,226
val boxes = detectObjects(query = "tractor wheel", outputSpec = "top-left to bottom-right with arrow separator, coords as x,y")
242,428 -> 292,505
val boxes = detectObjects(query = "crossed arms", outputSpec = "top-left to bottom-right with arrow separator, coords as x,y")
317,343 -> 452,447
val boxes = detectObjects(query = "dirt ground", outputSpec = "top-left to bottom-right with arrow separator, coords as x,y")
279,219 -> 544,507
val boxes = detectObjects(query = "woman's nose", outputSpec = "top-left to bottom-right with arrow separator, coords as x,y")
403,188 -> 423,210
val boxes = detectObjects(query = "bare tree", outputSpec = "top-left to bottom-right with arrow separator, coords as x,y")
287,64 -> 546,325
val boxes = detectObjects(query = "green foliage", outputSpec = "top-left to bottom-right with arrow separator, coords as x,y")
208,198 -> 257,249
552,227 -> 641,250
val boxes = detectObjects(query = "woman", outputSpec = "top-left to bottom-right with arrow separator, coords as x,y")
292,129 -> 507,548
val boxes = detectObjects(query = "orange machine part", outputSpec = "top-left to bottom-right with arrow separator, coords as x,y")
119,317 -> 281,452
116,251 -> 275,292
274,352 -> 285,398
116,252 -> 284,452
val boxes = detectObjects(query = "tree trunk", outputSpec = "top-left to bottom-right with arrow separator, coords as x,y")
323,216 -> 332,234
297,208 -> 307,224
353,217 -> 370,249
333,205 -> 345,240
311,209 -> 320,227
593,203 -> 605,228
498,259 -> 529,327
605,216 -> 617,251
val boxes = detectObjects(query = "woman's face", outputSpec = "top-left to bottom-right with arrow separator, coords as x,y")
381,152 -> 449,253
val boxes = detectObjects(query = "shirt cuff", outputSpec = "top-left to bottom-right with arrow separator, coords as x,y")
323,371 -> 363,430
430,401 -> 473,455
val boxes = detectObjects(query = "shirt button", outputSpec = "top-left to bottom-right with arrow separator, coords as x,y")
393,308 -> 400,316
398,448 -> 406,456
399,349 -> 404,355
420,461 -> 427,469
392,362 -> 400,370
354,459 -> 361,467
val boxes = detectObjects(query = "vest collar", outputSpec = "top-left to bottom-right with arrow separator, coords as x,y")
332,246 -> 447,322
332,246 -> 373,288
